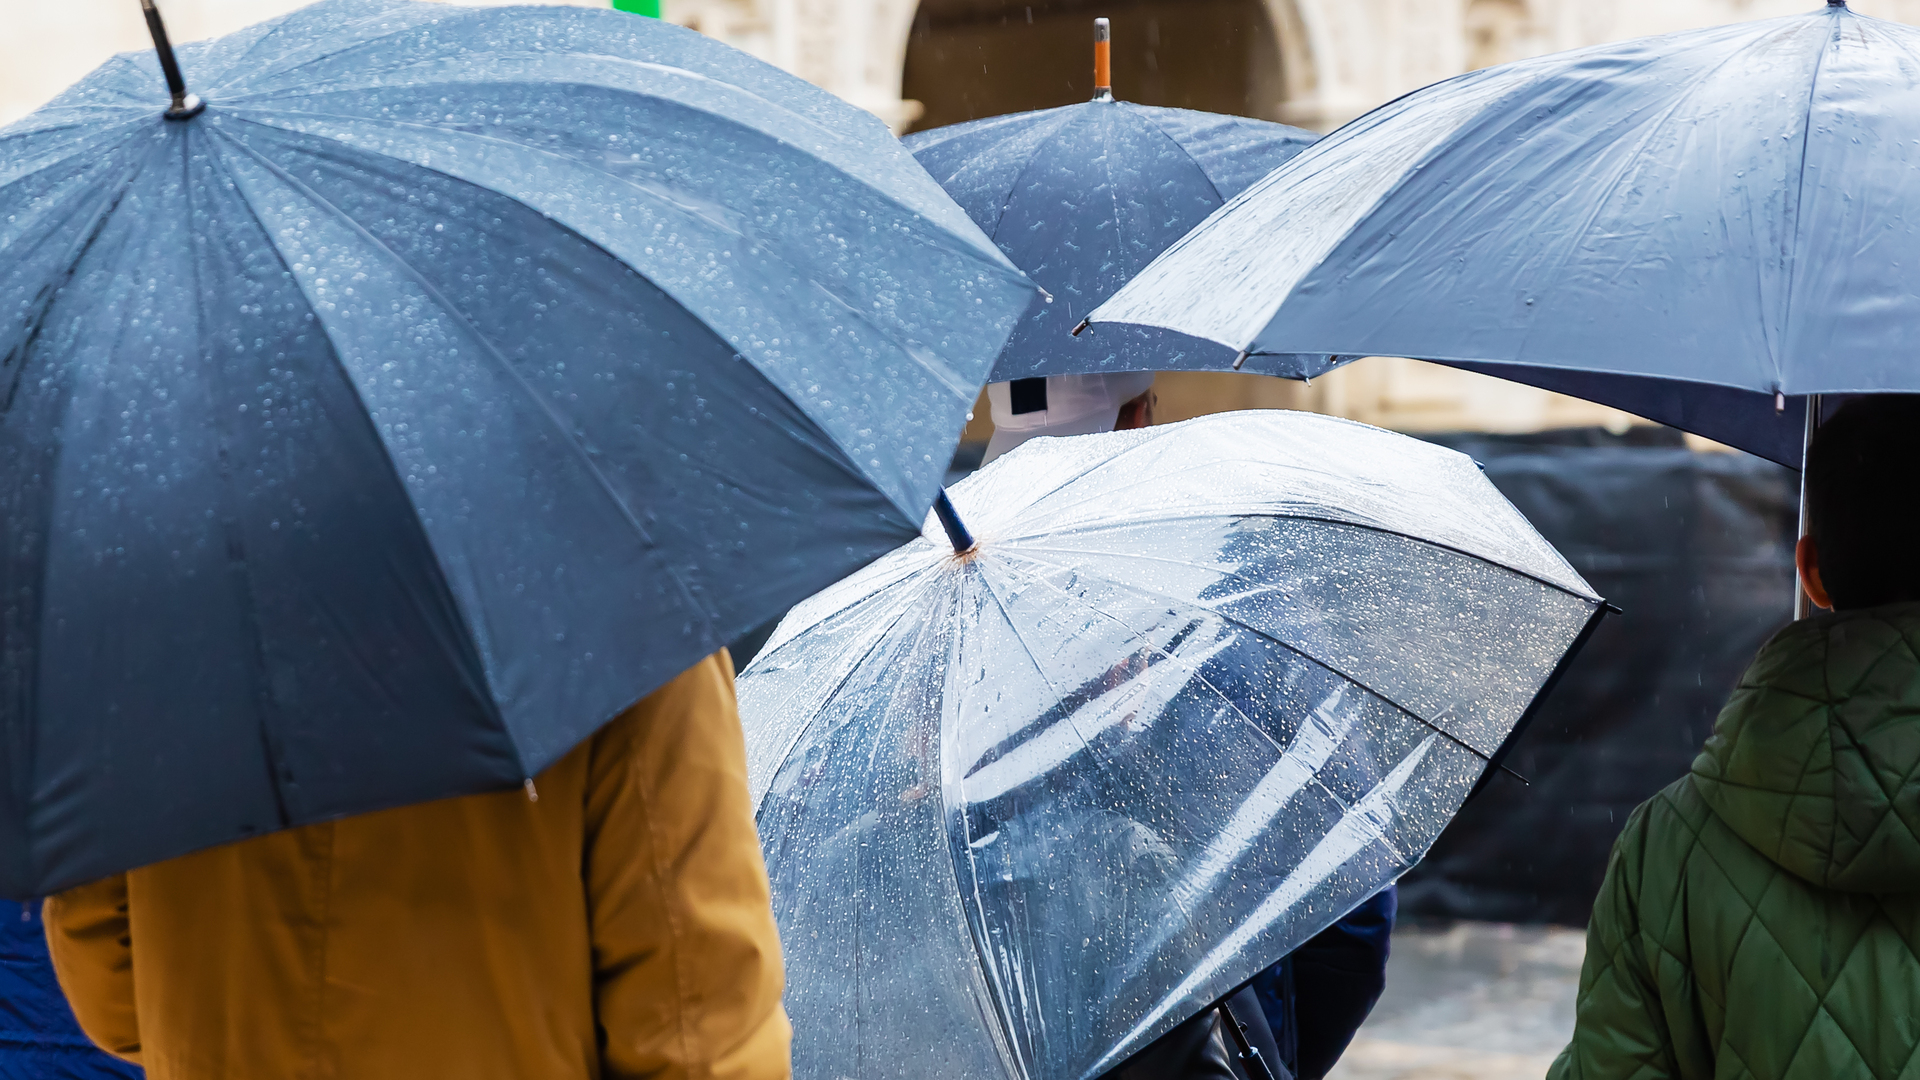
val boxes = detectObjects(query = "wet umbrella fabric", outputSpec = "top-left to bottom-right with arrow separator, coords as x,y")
0,0 -> 1034,898
737,411 -> 1604,1080
904,102 -> 1335,382
1090,3 -> 1919,466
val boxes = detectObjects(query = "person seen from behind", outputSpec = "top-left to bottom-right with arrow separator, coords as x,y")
43,651 -> 791,1080
985,373 -> 1393,1080
1551,395 -> 1920,1078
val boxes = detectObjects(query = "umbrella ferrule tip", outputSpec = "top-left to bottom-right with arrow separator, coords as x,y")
165,94 -> 205,120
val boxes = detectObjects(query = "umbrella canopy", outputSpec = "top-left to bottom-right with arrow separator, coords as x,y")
1089,2 -> 1920,466
0,0 -> 1034,897
903,34 -> 1326,382
738,411 -> 1605,1080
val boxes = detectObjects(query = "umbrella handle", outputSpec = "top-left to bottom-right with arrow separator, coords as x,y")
1218,1003 -> 1282,1080
139,0 -> 204,119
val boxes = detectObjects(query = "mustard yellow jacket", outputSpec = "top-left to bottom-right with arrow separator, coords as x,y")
43,651 -> 790,1080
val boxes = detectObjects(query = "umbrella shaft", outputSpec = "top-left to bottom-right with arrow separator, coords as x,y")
1795,394 -> 1822,619
139,0 -> 191,110
1218,1005 -> 1280,1080
933,488 -> 975,554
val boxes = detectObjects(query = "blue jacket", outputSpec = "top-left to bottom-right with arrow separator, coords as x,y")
0,899 -> 141,1079
1250,886 -> 1396,1080
1107,886 -> 1395,1080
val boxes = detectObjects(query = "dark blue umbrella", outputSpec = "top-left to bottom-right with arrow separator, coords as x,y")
0,0 -> 1034,897
1090,2 -> 1920,467
903,19 -> 1330,382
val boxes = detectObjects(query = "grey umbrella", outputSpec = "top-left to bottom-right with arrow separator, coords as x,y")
0,0 -> 1034,897
905,19 -> 1330,382
1090,2 -> 1920,468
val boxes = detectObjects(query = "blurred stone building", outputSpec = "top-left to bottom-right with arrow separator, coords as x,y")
9,0 -> 1919,434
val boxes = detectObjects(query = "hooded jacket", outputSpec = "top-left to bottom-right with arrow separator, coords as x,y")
1551,605 -> 1920,1079
42,651 -> 791,1080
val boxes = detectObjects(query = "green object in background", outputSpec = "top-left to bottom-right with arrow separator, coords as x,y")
612,0 -> 660,15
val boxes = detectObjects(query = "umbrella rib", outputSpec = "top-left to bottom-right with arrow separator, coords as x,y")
974,443 -> 1590,597
196,129 -> 522,761
0,123 -> 148,220
212,128 -> 668,552
992,547 -> 1507,765
1,152 -> 147,413
221,70 -> 1018,277
1513,24 -> 1814,369
1007,512 -> 1596,602
947,566 -> 1120,1077
207,6 -> 482,100
969,562 -> 1144,793
220,108 -> 1012,495
985,556 -> 1292,766
180,139 -> 296,829
230,97 -> 1011,272
749,578 -> 932,817
209,130 -> 694,760
1131,110 -> 1227,204
982,108 -> 1083,245
1,148 -> 150,880
1778,11 -> 1842,381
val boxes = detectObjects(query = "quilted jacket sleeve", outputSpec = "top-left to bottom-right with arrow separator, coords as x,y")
41,875 -> 141,1064
1549,803 -> 1677,1080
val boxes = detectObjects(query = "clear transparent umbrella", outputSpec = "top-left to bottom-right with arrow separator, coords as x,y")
738,411 -> 1606,1080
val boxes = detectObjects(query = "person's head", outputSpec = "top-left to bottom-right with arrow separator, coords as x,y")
1799,395 -> 1920,611
1114,387 -> 1155,430
981,371 -> 1157,464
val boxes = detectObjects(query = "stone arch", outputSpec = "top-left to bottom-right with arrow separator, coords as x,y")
897,0 -> 1292,134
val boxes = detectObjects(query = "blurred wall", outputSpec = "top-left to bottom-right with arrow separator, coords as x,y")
901,0 -> 1285,131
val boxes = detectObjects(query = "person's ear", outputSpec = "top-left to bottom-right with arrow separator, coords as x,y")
1796,534 -> 1833,611
1114,390 -> 1155,431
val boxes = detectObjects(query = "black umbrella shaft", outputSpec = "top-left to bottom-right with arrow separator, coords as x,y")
933,489 -> 975,554
1218,1005 -> 1280,1080
1795,394 -> 1823,620
139,0 -> 196,115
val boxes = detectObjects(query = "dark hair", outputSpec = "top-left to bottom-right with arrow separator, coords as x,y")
1805,395 -> 1920,610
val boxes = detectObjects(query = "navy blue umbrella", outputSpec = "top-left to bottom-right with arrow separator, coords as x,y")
1091,2 -> 1920,467
904,20 -> 1330,382
0,0 -> 1033,897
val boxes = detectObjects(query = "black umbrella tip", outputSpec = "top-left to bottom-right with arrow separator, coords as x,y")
140,0 -> 204,120
1070,317 -> 1090,337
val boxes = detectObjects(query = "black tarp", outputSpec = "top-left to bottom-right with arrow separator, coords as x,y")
1398,428 -> 1797,926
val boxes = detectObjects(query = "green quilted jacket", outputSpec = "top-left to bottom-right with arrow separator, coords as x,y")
1550,604 -> 1920,1080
